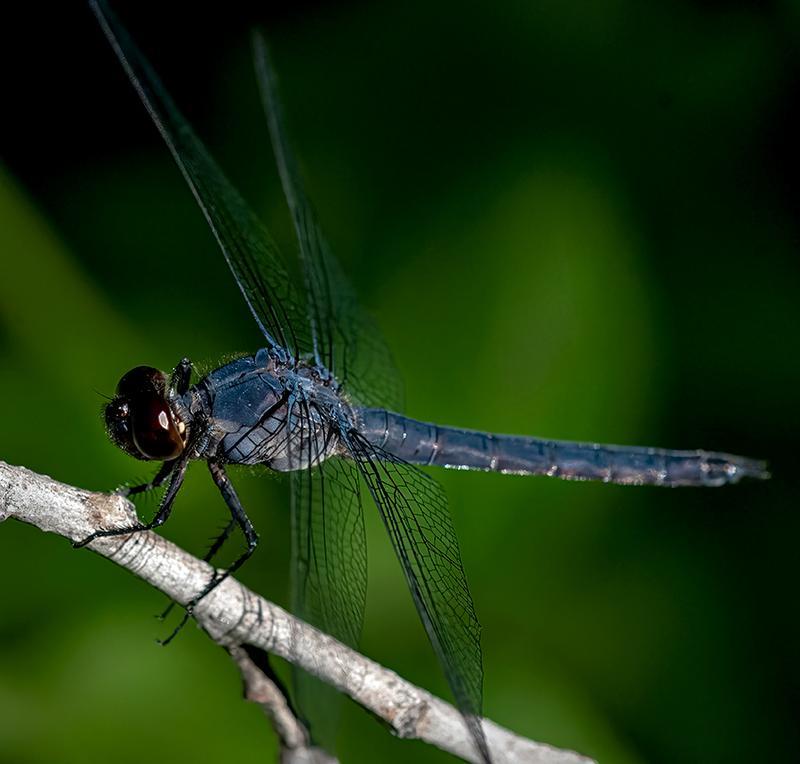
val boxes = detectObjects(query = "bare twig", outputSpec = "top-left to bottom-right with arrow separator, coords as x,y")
228,645 -> 336,764
0,460 -> 595,764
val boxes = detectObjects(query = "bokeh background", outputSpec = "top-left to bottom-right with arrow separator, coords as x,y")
1,1 -> 798,762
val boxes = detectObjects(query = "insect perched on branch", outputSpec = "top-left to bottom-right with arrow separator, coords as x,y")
84,2 -> 769,760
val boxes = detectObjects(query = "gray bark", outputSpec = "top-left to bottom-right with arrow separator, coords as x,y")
0,460 -> 595,764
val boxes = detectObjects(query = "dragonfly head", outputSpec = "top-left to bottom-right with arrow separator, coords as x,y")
105,366 -> 186,461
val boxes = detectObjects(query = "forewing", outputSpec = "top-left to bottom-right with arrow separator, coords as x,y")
345,434 -> 490,762
91,1 -> 311,358
252,33 -> 404,410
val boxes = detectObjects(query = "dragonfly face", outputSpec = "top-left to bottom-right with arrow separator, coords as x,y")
105,366 -> 187,461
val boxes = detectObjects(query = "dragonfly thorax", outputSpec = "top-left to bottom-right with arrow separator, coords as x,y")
189,350 -> 353,472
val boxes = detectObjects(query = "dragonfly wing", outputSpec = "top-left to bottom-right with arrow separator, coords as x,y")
344,432 -> 490,763
252,33 -> 404,411
91,0 -> 311,359
288,400 -> 367,748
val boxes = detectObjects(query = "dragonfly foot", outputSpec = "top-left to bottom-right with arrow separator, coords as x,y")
73,531 -> 102,549
157,571 -> 225,644
158,610 -> 192,646
73,523 -> 146,549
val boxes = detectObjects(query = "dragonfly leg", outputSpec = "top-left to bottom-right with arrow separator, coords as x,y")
171,357 -> 193,395
73,457 -> 187,548
206,461 -> 260,575
160,460 -> 259,645
115,459 -> 176,498
159,517 -> 237,621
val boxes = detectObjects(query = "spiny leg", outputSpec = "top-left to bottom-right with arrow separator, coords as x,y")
118,459 -> 176,498
159,517 -> 237,621
73,457 -> 188,548
160,460 -> 259,645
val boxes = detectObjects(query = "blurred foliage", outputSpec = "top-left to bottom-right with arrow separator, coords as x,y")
1,1 -> 798,763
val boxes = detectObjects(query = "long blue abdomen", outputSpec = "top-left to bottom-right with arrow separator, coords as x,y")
357,409 -> 768,487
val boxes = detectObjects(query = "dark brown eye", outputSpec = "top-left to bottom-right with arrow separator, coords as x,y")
105,366 -> 184,461
117,366 -> 167,397
131,396 -> 184,460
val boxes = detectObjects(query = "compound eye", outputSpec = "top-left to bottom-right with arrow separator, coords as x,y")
117,366 -> 167,397
131,397 -> 184,460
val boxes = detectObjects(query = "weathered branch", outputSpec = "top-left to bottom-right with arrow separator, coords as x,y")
228,644 -> 336,764
0,460 -> 595,764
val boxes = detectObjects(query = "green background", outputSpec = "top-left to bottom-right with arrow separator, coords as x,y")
1,1 -> 797,762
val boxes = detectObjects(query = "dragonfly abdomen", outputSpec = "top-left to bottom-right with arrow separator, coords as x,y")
357,409 -> 768,487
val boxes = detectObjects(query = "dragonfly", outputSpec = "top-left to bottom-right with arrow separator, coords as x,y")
82,2 -> 769,760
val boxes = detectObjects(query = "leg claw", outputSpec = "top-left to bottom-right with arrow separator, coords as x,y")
73,533 -> 98,549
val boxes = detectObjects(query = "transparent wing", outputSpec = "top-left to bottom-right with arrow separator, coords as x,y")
91,0 -> 311,359
345,433 -> 490,763
287,397 -> 367,748
252,33 -> 404,411
289,457 -> 366,747
290,459 -> 366,651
